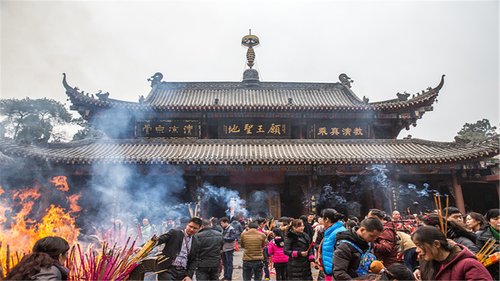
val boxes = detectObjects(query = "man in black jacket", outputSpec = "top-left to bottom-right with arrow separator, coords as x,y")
332,217 -> 383,280
156,217 -> 202,281
195,219 -> 224,281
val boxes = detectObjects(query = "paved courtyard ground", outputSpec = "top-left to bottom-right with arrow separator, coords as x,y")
228,249 -> 319,281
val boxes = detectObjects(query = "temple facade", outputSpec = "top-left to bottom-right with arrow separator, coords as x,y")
0,34 -> 498,218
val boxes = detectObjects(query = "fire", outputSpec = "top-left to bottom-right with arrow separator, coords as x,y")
68,194 -> 82,213
50,175 -> 70,192
0,177 -> 81,275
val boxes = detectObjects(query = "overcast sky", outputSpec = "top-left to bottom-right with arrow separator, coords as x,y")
1,0 -> 498,141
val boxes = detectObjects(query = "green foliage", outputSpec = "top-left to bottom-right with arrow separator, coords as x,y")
72,117 -> 106,141
454,119 -> 498,143
0,98 -> 73,144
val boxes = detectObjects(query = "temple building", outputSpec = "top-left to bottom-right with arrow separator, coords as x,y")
0,34 -> 498,218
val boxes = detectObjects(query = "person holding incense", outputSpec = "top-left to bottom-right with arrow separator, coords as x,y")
475,208 -> 500,280
284,218 -> 315,281
421,213 -> 479,253
6,236 -> 69,280
156,217 -> 202,281
411,226 -> 492,281
331,217 -> 383,280
367,209 -> 400,267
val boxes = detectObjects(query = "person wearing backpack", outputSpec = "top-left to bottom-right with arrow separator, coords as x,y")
332,217 -> 384,280
267,228 -> 289,281
319,208 -> 346,281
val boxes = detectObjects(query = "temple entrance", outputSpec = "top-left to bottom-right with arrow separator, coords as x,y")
282,176 -> 308,218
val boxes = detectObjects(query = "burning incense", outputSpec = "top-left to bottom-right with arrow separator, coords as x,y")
66,235 -> 158,281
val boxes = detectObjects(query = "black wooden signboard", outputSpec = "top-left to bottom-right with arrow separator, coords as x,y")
219,119 -> 291,138
136,120 -> 201,138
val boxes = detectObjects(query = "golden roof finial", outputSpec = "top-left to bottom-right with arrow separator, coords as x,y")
241,29 -> 260,69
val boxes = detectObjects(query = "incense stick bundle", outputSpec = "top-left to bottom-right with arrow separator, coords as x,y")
444,195 -> 449,236
476,238 -> 499,264
433,194 -> 446,237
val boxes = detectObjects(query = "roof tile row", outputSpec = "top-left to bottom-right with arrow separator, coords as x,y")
0,137 -> 496,165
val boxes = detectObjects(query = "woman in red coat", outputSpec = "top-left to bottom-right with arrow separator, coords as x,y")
411,226 -> 492,281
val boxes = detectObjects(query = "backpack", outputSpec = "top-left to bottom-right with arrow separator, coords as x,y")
336,240 -> 377,276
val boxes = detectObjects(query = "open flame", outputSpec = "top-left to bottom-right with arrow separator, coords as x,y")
0,176 -> 80,275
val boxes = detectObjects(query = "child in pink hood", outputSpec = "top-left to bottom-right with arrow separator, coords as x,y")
267,228 -> 289,280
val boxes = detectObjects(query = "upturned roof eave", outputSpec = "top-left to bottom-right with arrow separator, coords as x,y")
62,73 -> 444,113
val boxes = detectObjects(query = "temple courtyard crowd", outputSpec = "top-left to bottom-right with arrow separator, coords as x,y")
4,207 -> 500,281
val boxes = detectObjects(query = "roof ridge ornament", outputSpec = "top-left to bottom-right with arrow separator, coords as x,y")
241,30 -> 260,83
241,29 -> 259,69
339,73 -> 353,88
148,72 -> 163,88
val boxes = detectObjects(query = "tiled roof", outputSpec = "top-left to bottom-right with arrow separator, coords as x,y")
0,151 -> 13,165
63,74 -> 443,112
0,137 -> 496,165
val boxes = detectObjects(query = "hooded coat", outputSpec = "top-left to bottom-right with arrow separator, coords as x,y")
332,228 -> 369,281
267,237 -> 289,264
420,244 -> 493,281
284,230 -> 314,281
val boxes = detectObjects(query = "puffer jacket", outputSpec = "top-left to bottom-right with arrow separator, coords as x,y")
195,227 -> 224,267
284,230 -> 314,281
321,221 -> 346,275
332,228 -> 369,281
240,228 -> 266,261
267,237 -> 289,264
372,221 -> 399,267
447,222 -> 479,253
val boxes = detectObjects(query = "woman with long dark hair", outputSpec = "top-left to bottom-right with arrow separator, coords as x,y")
284,219 -> 315,281
421,213 -> 479,253
6,236 -> 70,280
466,212 -> 488,232
411,226 -> 491,281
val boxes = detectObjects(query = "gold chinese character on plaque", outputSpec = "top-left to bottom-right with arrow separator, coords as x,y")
227,124 -> 241,133
318,127 -> 328,136
244,124 -> 254,134
342,127 -> 352,136
169,125 -> 179,133
155,124 -> 165,134
330,127 -> 340,136
268,124 -> 282,135
353,127 -> 363,136
183,124 -> 194,135
256,125 -> 265,133
142,124 -> 152,134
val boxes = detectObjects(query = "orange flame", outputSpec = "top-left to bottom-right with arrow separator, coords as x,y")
0,177 -> 80,275
50,176 -> 69,192
67,194 -> 82,213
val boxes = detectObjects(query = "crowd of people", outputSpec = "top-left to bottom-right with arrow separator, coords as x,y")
4,207 -> 499,281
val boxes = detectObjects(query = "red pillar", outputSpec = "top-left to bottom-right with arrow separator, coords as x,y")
452,172 -> 465,214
